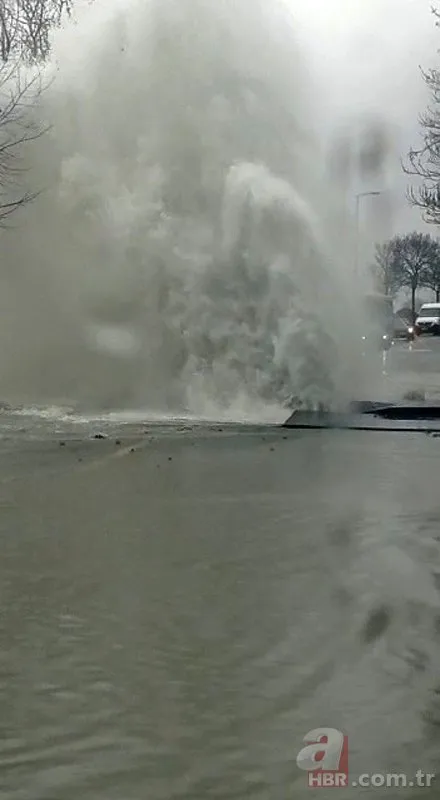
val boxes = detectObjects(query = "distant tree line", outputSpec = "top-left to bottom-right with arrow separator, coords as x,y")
373,232 -> 440,320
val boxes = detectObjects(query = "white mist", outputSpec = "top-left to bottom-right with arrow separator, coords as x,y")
0,0 -> 435,416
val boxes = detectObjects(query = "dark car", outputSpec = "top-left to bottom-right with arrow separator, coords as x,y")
393,313 -> 415,341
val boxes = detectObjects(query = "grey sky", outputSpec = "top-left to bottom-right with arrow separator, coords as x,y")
292,0 -> 439,235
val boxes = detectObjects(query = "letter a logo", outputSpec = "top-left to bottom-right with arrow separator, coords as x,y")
297,728 -> 345,771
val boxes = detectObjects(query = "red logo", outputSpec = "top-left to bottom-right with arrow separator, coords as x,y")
296,728 -> 349,788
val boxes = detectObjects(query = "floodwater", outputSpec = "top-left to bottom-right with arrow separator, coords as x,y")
1,386 -> 440,799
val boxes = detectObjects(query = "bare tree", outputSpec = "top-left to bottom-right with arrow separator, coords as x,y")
0,0 -> 73,64
0,2 -> 20,62
0,61 -> 47,224
0,0 -> 73,224
404,7 -> 440,224
380,232 -> 440,321
373,241 -> 399,296
19,0 -> 72,62
423,239 -> 440,300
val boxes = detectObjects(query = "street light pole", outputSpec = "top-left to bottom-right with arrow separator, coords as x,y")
355,190 -> 383,279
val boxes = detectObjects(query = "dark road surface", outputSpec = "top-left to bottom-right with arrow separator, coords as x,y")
1,339 -> 440,799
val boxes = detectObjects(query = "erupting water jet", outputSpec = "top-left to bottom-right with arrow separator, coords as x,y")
0,0 -> 435,417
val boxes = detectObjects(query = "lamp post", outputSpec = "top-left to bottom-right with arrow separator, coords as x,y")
355,190 -> 383,278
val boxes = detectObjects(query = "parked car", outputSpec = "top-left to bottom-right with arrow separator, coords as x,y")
415,302 -> 440,335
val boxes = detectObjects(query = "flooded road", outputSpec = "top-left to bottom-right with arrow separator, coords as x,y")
1,394 -> 440,798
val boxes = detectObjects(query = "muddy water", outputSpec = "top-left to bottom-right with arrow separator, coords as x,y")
0,412 -> 439,798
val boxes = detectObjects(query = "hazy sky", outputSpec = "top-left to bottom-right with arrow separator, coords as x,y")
291,0 -> 439,234
54,0 -> 439,238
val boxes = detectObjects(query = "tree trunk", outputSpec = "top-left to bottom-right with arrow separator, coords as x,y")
436,287 -> 440,302
411,287 -> 416,322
